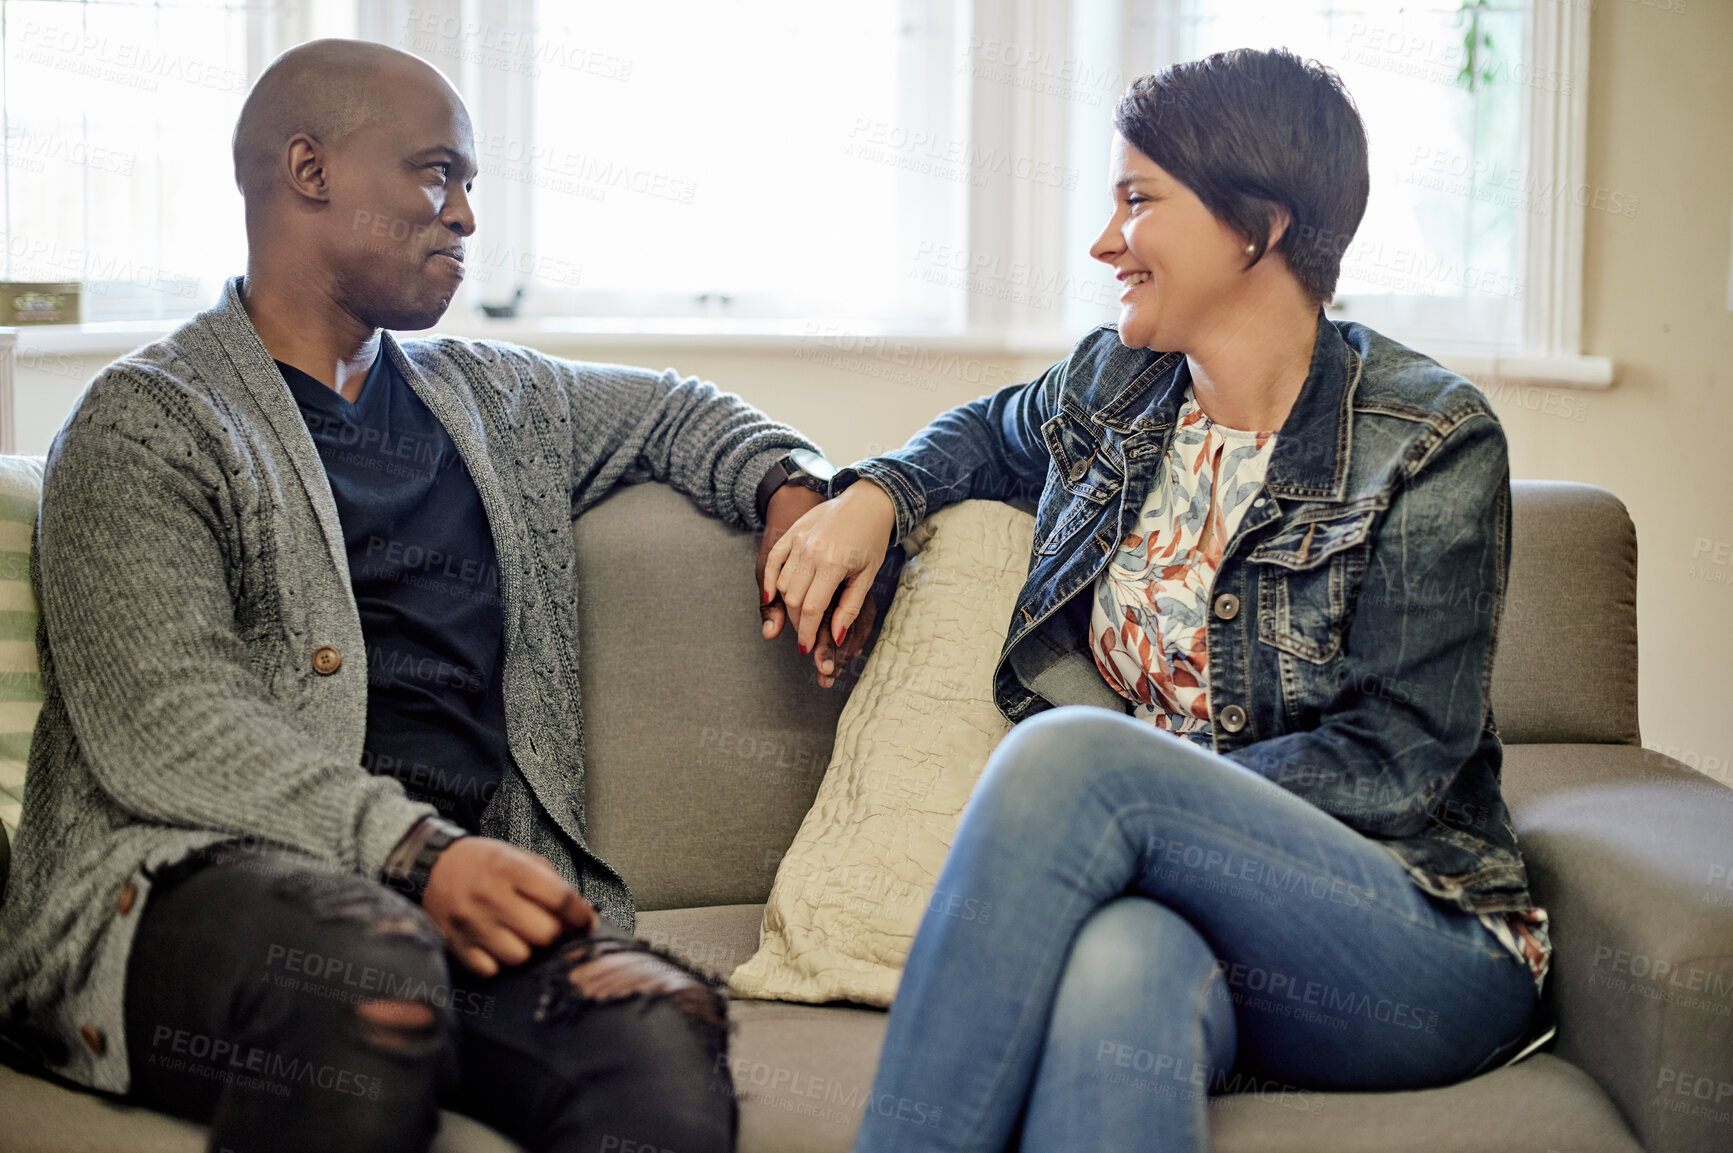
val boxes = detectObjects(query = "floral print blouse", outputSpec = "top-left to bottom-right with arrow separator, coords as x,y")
1089,387 -> 1274,742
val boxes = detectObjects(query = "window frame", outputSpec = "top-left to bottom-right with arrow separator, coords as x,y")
0,0 -> 1610,422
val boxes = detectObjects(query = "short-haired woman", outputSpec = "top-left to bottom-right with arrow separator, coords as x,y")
762,47 -> 1551,1153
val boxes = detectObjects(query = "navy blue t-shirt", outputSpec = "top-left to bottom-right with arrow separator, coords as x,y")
279,352 -> 507,833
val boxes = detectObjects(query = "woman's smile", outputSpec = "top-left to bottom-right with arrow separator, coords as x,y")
1117,269 -> 1153,303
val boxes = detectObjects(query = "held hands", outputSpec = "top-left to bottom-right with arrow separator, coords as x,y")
422,836 -> 596,977
760,480 -> 897,687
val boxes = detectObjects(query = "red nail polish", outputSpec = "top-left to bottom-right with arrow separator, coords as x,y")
762,589 -> 772,605
836,625 -> 849,645
799,643 -> 809,655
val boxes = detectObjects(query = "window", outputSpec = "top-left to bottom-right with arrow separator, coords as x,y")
384,0 -> 973,329
0,1 -> 971,329
0,0 -> 1605,384
512,1 -> 963,325
1191,0 -> 1532,354
0,0 -> 261,321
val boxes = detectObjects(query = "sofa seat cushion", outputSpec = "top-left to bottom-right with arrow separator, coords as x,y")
642,905 -> 1643,1153
0,903 -> 1644,1153
716,1003 -> 1640,1153
1206,1054 -> 1639,1152
0,1060 -> 523,1152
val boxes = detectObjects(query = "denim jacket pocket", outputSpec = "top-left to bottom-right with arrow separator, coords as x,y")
1034,409 -> 1123,557
1249,506 -> 1380,663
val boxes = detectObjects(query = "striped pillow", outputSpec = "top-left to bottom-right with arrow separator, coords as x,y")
0,456 -> 43,833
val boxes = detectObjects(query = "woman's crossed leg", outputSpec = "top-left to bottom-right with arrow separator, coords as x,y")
851,707 -> 1538,1153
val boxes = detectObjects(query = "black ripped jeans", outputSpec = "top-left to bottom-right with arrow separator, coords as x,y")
123,847 -> 736,1153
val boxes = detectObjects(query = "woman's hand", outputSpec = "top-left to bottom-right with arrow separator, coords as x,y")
422,837 -> 597,977
760,480 -> 897,666
757,485 -> 827,642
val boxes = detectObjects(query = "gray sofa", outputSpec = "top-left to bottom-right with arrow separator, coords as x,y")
2,476 -> 1730,1153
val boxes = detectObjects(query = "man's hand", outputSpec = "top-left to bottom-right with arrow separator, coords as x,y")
758,485 -> 887,688
758,484 -> 826,639
422,837 -> 596,977
761,480 -> 897,687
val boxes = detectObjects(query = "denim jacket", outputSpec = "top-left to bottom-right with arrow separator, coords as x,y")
836,312 -> 1533,916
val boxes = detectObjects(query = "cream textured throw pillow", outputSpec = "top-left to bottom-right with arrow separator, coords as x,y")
729,499 -> 1036,1007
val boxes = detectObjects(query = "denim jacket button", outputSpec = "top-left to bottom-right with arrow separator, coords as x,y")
1219,704 -> 1247,733
1213,593 -> 1241,621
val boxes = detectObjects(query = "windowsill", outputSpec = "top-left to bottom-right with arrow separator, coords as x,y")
1427,352 -> 1615,390
0,320 -> 1615,388
0,317 -> 1082,361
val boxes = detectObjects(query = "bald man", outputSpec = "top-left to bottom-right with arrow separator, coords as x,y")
0,38 -> 878,1153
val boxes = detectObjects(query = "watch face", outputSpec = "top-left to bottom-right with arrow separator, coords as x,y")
789,448 -> 837,481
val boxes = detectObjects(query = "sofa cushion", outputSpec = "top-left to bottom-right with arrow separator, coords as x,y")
0,454 -> 43,836
638,904 -> 1641,1153
0,1061 -> 525,1152
0,904 -> 773,1153
722,1026 -> 1644,1153
0,1000 -> 1645,1153
570,478 -> 1642,921
1205,1054 -> 1640,1153
573,482 -> 852,912
638,903 -> 768,980
1492,481 -> 1638,745
0,905 -> 1649,1152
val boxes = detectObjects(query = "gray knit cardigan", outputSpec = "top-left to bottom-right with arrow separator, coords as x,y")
0,277 -> 817,1094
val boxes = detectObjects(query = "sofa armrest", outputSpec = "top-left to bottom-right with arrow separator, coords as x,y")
1508,745 -> 1733,1153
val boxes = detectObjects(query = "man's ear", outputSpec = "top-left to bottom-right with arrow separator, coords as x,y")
284,132 -> 330,204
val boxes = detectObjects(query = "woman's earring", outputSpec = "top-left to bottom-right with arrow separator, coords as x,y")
1245,242 -> 1257,255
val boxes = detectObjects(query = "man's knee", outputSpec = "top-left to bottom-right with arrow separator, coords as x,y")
539,938 -> 738,1148
545,936 -> 730,1057
540,929 -> 731,1054
254,861 -> 455,1045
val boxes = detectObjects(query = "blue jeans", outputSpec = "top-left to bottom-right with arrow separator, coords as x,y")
850,708 -> 1539,1153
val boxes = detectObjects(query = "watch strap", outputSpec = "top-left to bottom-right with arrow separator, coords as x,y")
756,457 -> 796,524
757,452 -> 834,523
382,815 -> 468,903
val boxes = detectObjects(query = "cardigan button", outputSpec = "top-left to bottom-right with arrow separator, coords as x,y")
1213,593 -> 1241,621
311,646 -> 342,676
1218,704 -> 1247,733
80,1025 -> 106,1056
117,881 -> 137,915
